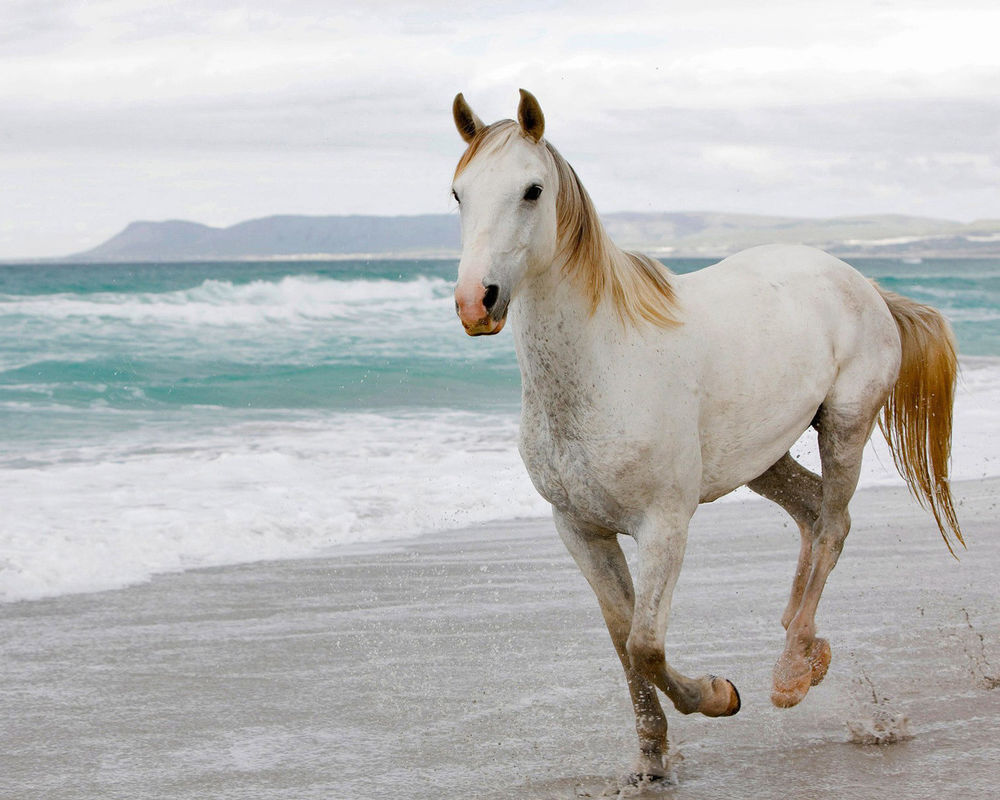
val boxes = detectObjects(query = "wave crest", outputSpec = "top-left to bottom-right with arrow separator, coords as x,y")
0,275 -> 456,326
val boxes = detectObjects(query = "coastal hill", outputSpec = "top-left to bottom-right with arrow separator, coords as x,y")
66,211 -> 1000,261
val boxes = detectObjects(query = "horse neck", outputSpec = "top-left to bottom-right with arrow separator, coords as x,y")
511,233 -> 626,396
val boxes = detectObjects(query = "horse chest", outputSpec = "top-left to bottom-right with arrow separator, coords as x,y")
518,400 -> 655,530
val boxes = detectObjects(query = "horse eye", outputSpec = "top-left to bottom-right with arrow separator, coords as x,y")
452,189 -> 460,205
523,184 -> 542,202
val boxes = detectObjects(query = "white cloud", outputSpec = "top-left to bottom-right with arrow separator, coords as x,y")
2,0 -> 999,257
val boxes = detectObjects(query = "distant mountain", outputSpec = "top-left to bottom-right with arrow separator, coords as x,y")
72,215 -> 462,261
63,212 -> 1000,262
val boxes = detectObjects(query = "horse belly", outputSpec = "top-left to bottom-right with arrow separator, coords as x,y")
694,332 -> 836,502
697,402 -> 819,502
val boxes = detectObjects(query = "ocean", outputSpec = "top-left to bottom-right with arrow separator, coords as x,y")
2,256 -> 999,602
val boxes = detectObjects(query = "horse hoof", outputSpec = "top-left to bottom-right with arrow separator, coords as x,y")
809,637 -> 832,686
771,679 -> 809,708
700,675 -> 741,717
771,656 -> 812,708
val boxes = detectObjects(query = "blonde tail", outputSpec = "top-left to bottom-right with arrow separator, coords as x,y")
876,286 -> 964,555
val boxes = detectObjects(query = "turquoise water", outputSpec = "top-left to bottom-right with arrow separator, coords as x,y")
1,255 -> 998,601
1,256 -> 996,428
853,258 -> 1000,357
0,260 -> 509,419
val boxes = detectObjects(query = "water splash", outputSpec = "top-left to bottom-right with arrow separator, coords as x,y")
846,669 -> 913,745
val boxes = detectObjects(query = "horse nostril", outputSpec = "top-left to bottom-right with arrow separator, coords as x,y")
483,284 -> 500,312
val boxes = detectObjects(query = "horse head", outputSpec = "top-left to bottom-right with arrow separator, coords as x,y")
451,89 -> 558,336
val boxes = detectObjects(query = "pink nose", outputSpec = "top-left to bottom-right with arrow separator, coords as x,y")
456,282 -> 487,325
455,282 -> 505,336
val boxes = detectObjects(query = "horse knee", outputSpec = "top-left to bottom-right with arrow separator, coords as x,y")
626,633 -> 664,679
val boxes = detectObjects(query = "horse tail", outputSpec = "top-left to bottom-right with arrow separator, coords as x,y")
875,285 -> 964,555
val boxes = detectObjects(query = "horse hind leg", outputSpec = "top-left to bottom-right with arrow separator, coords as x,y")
770,403 -> 882,709
748,452 -> 823,632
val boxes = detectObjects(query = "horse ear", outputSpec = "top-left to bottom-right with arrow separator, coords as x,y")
453,93 -> 485,143
517,88 -> 545,142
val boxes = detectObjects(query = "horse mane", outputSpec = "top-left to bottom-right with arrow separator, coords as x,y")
454,121 -> 680,328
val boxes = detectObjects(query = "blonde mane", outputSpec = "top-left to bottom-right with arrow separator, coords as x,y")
455,121 -> 680,327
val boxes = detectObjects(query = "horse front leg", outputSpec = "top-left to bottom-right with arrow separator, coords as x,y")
553,511 -> 669,782
626,508 -> 742,719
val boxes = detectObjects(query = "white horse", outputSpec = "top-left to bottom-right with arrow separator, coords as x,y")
450,89 -> 962,783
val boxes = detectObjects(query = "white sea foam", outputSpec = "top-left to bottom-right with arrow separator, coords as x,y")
2,358 -> 999,605
0,409 -> 548,602
0,275 -> 456,326
0,274 -> 484,371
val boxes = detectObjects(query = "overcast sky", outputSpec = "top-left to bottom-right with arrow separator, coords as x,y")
2,0 -> 999,258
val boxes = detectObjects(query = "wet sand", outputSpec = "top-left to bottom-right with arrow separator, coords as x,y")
2,479 -> 999,799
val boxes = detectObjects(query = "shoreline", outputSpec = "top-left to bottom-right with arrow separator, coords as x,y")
2,478 -> 999,799
3,469 -> 998,608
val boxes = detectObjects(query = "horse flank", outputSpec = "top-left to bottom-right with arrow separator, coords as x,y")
454,120 -> 680,327
875,285 -> 964,554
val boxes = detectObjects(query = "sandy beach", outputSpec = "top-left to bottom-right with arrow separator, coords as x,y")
2,478 -> 999,800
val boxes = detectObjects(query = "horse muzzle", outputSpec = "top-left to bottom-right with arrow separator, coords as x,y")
455,281 -> 508,336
